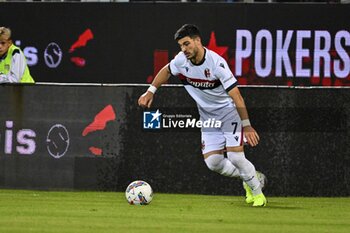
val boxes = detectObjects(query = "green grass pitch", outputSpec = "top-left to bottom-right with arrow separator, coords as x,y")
0,189 -> 349,233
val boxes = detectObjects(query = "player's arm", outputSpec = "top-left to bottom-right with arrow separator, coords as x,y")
215,58 -> 259,147
138,64 -> 171,108
228,87 -> 260,147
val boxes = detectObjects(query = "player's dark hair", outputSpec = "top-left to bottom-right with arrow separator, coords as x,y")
174,24 -> 201,41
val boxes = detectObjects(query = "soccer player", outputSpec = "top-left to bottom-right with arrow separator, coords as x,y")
138,24 -> 267,207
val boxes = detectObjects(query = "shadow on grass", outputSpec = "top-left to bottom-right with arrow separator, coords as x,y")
240,201 -> 303,210
265,205 -> 302,210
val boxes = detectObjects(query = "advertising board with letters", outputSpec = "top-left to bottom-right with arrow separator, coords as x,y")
0,2 -> 349,86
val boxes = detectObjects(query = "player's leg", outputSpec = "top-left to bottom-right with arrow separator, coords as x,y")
226,146 -> 267,207
243,171 -> 267,204
222,111 -> 266,207
202,132 -> 240,178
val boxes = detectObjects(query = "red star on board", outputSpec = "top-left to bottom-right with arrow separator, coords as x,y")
206,31 -> 228,60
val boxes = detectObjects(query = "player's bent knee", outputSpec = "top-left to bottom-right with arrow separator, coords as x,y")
226,151 -> 246,167
227,151 -> 256,179
204,154 -> 238,177
204,154 -> 224,172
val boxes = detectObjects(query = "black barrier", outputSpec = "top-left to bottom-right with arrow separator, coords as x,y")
0,85 -> 126,189
0,3 -> 349,86
0,84 -> 349,196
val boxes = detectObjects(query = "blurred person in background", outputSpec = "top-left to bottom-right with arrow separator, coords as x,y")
0,27 -> 34,83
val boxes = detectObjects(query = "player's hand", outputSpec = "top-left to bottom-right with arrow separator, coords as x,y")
243,126 -> 260,147
138,91 -> 154,108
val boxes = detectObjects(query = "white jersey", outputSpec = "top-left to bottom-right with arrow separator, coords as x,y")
169,48 -> 238,122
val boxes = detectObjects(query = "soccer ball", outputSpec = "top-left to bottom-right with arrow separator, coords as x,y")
125,180 -> 153,205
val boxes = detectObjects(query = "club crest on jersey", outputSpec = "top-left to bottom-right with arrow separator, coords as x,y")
204,68 -> 211,78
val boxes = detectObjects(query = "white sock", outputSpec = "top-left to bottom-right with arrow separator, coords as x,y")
204,154 -> 240,178
227,151 -> 262,195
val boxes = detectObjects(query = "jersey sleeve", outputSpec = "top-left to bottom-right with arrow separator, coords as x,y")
169,52 -> 186,76
214,58 -> 237,92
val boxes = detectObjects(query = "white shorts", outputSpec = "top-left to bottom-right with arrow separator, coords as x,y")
201,115 -> 244,154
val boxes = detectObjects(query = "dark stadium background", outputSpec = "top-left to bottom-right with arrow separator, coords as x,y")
0,1 -> 349,197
